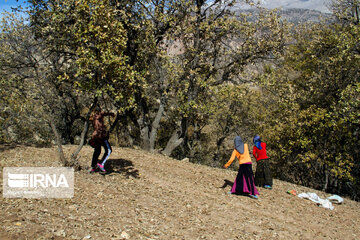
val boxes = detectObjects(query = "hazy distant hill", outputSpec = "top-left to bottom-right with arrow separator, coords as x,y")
271,8 -> 332,24
233,0 -> 332,13
232,0 -> 332,24
233,0 -> 331,24
235,7 -> 331,24
259,0 -> 331,13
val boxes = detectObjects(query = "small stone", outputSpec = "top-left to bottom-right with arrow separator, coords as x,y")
120,231 -> 130,239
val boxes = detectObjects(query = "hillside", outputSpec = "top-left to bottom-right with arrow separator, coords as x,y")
1,145 -> 360,240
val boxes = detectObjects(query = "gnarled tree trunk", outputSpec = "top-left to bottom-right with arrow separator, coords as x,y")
162,129 -> 184,156
50,98 -> 97,171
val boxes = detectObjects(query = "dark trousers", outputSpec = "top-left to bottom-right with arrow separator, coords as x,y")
91,139 -> 112,168
254,158 -> 273,187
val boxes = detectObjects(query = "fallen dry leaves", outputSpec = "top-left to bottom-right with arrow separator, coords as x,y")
0,144 -> 359,239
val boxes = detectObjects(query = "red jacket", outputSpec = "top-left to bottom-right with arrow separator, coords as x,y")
252,142 -> 269,161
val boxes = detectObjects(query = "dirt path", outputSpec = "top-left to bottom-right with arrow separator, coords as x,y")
1,145 -> 359,239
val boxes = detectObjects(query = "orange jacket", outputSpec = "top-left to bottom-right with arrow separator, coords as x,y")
224,144 -> 252,168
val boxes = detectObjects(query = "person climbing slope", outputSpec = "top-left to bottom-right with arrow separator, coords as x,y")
89,106 -> 115,174
252,135 -> 273,189
224,136 -> 259,199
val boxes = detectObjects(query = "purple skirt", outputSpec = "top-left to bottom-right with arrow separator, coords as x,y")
231,163 -> 259,195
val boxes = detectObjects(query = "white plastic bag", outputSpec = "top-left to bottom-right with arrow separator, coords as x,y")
297,192 -> 334,210
327,195 -> 344,204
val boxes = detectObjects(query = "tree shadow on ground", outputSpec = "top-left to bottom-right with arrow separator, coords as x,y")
0,143 -> 18,152
0,143 -> 52,152
219,179 -> 234,188
104,158 -> 139,178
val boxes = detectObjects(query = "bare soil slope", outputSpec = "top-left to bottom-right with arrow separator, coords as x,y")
1,145 -> 359,240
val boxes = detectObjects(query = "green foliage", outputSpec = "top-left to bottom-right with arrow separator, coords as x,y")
29,0 -> 137,111
330,0 -> 360,24
0,9 -> 93,145
0,12 -> 53,144
162,2 -> 289,158
203,84 -> 266,166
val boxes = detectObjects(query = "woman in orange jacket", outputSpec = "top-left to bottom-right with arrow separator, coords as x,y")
224,136 -> 259,199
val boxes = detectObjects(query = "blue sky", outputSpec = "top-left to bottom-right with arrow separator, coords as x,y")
0,0 -> 29,13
